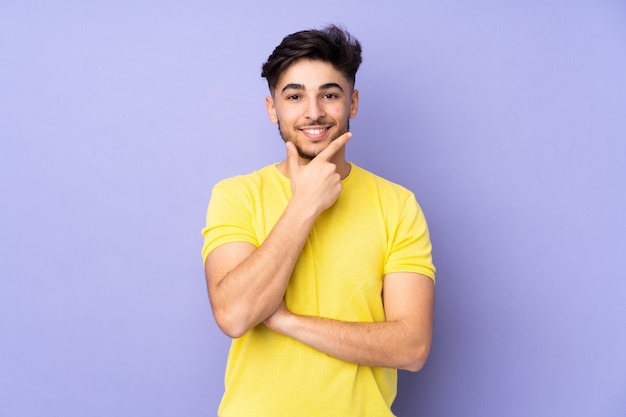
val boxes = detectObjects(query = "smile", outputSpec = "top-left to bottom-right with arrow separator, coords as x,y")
301,127 -> 329,135
299,126 -> 332,139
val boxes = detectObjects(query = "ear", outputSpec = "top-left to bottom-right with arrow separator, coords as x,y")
265,96 -> 278,124
349,89 -> 359,119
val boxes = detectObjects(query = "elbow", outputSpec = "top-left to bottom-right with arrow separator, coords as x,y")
217,321 -> 248,339
403,358 -> 427,373
212,307 -> 252,339
399,340 -> 431,373
208,291 -> 255,338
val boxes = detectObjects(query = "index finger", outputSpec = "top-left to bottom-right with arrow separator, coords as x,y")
315,132 -> 352,161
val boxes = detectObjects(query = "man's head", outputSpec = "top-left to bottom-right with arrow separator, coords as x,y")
261,25 -> 362,95
262,25 -> 362,161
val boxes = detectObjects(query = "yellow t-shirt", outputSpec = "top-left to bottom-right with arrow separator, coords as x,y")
202,163 -> 435,417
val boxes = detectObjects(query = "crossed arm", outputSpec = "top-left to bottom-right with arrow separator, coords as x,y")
205,136 -> 347,338
204,133 -> 434,372
264,272 -> 434,372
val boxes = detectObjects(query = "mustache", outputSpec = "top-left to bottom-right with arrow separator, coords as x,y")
295,119 -> 334,128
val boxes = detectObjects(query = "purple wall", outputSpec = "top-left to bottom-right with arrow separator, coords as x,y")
1,1 -> 625,416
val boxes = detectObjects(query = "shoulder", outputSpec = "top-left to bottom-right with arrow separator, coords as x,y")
213,164 -> 281,193
347,164 -> 427,225
349,164 -> 415,200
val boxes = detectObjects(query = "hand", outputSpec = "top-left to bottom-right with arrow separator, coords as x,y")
264,300 -> 292,334
285,132 -> 352,216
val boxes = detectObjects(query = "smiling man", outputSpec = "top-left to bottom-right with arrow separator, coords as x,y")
267,58 -> 358,162
201,25 -> 435,416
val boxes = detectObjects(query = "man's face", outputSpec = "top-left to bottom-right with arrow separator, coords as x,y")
266,59 -> 359,161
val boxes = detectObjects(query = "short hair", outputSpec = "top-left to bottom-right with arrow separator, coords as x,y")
261,24 -> 362,93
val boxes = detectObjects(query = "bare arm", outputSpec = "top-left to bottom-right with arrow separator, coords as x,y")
205,133 -> 352,338
204,211 -> 313,338
264,272 -> 434,372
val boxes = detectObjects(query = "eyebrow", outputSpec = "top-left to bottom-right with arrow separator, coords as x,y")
281,82 -> 344,94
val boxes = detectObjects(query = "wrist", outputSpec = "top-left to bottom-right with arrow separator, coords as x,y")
284,198 -> 320,226
280,309 -> 303,338
265,303 -> 297,335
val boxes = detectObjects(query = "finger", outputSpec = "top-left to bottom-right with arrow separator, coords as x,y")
285,141 -> 300,176
315,132 -> 352,161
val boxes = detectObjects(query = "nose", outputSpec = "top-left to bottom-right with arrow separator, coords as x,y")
304,98 -> 325,120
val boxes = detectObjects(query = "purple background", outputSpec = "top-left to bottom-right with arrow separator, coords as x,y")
1,1 -> 625,416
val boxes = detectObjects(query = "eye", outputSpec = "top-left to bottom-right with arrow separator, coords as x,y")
286,94 -> 301,101
323,93 -> 339,100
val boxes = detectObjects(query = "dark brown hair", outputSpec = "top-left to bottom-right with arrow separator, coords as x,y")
261,25 -> 362,93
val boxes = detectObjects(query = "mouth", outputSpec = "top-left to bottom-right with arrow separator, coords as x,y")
299,126 -> 331,140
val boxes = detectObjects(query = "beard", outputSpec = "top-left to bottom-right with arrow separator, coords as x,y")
277,119 -> 350,161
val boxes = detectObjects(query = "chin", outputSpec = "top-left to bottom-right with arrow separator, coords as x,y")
295,146 -> 321,161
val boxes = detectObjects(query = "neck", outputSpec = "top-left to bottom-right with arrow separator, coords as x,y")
276,156 -> 351,180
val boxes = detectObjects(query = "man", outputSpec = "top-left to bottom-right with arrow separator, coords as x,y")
202,25 -> 435,416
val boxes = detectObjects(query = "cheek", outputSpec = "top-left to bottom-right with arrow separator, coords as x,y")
274,106 -> 299,124
315,103 -> 344,121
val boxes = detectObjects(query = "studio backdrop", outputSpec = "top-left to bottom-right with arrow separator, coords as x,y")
1,1 -> 625,416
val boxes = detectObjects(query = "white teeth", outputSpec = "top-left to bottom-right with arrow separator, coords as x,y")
304,128 -> 325,134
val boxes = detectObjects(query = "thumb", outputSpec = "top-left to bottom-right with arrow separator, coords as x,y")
285,141 -> 300,175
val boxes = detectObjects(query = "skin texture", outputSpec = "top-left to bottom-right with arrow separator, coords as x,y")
267,58 -> 358,168
205,59 -> 434,371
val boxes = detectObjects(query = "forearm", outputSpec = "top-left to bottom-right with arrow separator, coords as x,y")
207,136 -> 350,338
207,200 -> 317,338
267,310 -> 431,372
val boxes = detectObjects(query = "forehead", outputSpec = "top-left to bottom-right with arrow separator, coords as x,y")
275,59 -> 350,91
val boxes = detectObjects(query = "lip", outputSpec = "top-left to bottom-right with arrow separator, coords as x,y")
299,125 -> 332,140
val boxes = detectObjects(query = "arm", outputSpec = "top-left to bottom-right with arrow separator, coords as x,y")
205,133 -> 352,338
264,272 -> 434,372
205,210 -> 313,339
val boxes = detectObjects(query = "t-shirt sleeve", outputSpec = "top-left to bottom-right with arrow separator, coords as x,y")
384,193 -> 436,282
201,180 -> 259,263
